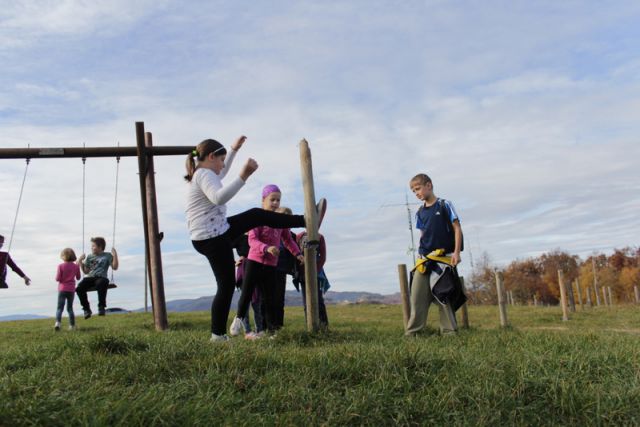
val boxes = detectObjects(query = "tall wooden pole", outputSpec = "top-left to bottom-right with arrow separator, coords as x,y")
135,122 -> 155,317
299,139 -> 320,332
397,264 -> 411,330
557,270 -> 569,321
495,270 -> 508,327
460,276 -> 469,329
586,285 -> 593,307
135,124 -> 168,331
607,287 -> 614,306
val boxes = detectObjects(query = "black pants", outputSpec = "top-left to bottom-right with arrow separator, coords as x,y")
273,271 -> 288,329
192,208 -> 305,336
238,260 -> 279,332
76,277 -> 109,312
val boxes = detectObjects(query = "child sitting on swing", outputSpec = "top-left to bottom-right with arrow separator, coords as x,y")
0,234 -> 31,288
76,237 -> 119,318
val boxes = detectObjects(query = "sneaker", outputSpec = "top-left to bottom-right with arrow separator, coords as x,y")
244,332 -> 262,341
54,322 -> 61,332
84,310 -> 92,319
316,198 -> 327,229
98,309 -> 106,316
69,325 -> 76,331
229,317 -> 245,337
210,333 -> 230,343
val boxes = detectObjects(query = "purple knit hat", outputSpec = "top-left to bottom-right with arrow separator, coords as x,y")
262,184 -> 281,199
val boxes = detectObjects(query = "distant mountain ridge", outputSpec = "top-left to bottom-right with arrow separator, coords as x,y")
139,290 -> 403,313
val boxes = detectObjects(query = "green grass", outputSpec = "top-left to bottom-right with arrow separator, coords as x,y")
1,304 -> 639,426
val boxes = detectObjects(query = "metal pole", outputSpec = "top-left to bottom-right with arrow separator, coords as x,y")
397,264 -> 411,330
299,139 -> 320,332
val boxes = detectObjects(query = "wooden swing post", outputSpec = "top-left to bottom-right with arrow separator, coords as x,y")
299,139 -> 321,332
397,264 -> 411,330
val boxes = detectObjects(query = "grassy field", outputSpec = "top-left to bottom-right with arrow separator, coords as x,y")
1,304 -> 639,426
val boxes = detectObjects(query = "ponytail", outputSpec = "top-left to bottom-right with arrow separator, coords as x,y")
184,139 -> 227,182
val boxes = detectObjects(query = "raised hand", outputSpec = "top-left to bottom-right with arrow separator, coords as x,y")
239,158 -> 259,181
230,135 -> 247,151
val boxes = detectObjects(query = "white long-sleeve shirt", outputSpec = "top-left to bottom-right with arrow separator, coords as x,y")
185,149 -> 245,241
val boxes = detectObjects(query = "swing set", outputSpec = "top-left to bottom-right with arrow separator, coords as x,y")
1,123 -> 326,333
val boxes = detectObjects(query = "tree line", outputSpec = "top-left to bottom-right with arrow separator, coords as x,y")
467,247 -> 640,305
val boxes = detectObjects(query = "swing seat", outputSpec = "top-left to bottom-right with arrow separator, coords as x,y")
86,283 -> 118,292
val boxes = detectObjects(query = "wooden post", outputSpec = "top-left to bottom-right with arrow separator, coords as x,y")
460,276 -> 469,329
495,270 -> 508,327
634,286 -> 640,304
567,280 -> 576,313
575,279 -> 583,310
533,294 -> 538,306
397,264 -> 411,330
602,287 -> 608,307
135,125 -> 168,331
607,287 -> 614,306
135,122 -> 155,317
586,285 -> 593,307
592,258 -> 601,306
557,270 -> 569,321
299,139 -> 320,332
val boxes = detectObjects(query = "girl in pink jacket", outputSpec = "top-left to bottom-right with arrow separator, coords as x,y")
229,185 -> 303,338
55,248 -> 81,331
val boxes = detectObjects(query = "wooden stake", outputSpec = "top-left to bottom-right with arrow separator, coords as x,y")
592,258 -> 601,306
575,279 -> 583,310
557,270 -> 569,321
567,280 -> 576,313
586,285 -> 593,307
495,270 -> 508,327
299,139 -> 320,332
607,286 -> 614,306
460,276 -> 469,329
602,287 -> 608,307
533,294 -> 538,306
634,286 -> 639,304
397,264 -> 411,330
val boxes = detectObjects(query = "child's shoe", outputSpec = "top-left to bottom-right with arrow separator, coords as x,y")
229,317 -> 245,336
84,310 -> 92,319
210,333 -> 230,343
54,321 -> 61,331
244,332 -> 262,341
98,309 -> 106,316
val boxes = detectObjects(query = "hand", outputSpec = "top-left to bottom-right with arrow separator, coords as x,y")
296,255 -> 305,264
230,135 -> 247,151
267,246 -> 280,257
239,158 -> 259,181
78,254 -> 86,263
451,252 -> 461,266
235,256 -> 245,266
24,277 -> 31,286
111,248 -> 118,256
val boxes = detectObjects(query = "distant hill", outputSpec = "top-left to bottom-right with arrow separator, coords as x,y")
0,314 -> 49,322
137,290 -> 403,313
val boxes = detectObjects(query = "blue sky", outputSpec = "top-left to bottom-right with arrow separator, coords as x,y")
1,1 -> 639,317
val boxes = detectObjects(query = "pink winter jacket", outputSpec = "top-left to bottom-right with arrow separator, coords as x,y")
247,226 -> 301,266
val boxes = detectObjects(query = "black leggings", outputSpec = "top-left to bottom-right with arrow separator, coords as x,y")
192,208 -> 305,336
237,260 -> 279,332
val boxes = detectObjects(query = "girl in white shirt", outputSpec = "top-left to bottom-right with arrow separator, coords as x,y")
185,136 -> 324,342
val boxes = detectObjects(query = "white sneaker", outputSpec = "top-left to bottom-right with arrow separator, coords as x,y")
229,317 -> 244,337
54,321 -> 61,331
210,333 -> 230,343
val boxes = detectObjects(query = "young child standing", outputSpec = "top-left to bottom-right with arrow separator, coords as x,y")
76,237 -> 119,318
55,248 -> 81,331
405,173 -> 463,336
0,234 -> 31,288
229,185 -> 304,338
232,233 -> 264,334
273,207 -> 298,330
184,136 -> 326,342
